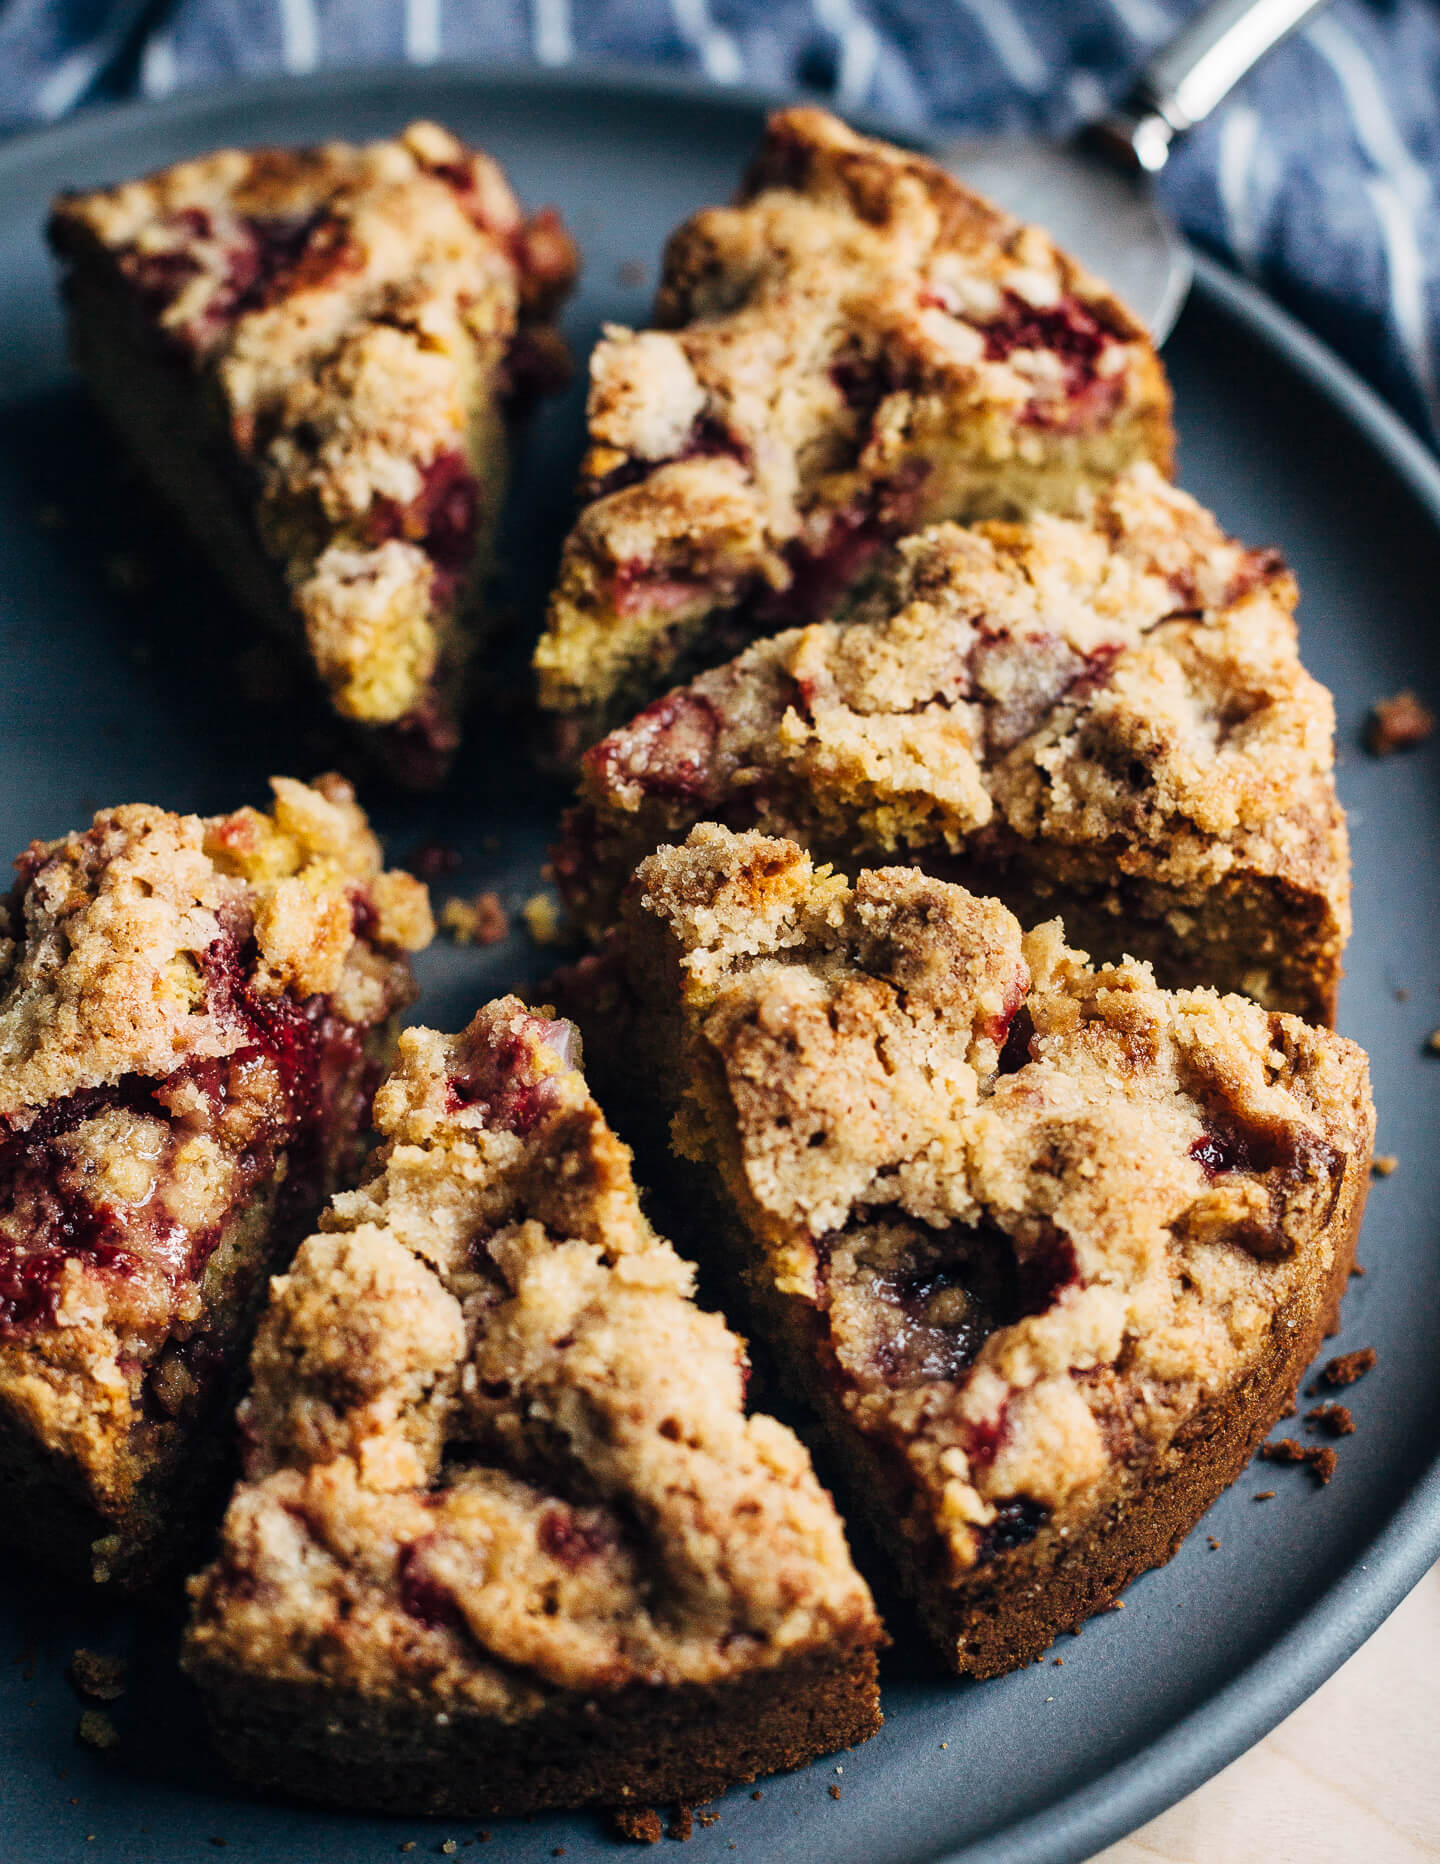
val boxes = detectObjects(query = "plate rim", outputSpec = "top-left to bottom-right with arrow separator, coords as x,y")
2,59 -> 1438,1864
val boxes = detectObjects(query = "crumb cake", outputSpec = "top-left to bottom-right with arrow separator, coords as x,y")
534,106 -> 1173,746
184,999 -> 882,1815
555,466 -> 1349,1024
556,827 -> 1373,1676
50,123 -> 578,788
0,777 -> 432,1587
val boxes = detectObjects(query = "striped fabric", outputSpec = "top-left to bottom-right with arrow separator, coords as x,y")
2,0 -> 1437,444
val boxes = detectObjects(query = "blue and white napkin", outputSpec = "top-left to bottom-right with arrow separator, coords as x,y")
2,0 -> 1437,446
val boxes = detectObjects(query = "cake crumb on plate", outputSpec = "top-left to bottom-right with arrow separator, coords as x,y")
69,1651 -> 126,1701
1319,1348 -> 1377,1388
1260,1439 -> 1338,1484
77,1710 -> 119,1750
1306,1404 -> 1356,1437
440,892 -> 508,945
1366,690 -> 1434,755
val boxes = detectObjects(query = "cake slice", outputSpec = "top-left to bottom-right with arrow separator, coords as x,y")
554,466 -> 1349,1023
555,826 -> 1373,1677
50,122 -> 578,788
183,999 -> 882,1816
534,106 -> 1173,748
0,776 -> 432,1587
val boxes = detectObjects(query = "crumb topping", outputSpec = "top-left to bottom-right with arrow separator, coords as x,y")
560,466 -> 1341,949
536,106 -> 1172,726
186,999 -> 878,1712
610,826 -> 1373,1570
51,123 -> 577,737
0,774 -> 429,1116
0,776 -> 428,1353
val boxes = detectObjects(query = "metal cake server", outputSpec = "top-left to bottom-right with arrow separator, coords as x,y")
943,0 -> 1331,343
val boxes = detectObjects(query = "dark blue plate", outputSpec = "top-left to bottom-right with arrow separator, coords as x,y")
1,67 -> 1438,1864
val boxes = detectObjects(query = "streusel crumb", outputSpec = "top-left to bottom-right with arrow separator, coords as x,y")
183,998 -> 881,1817
555,465 -> 1348,1025
558,825 -> 1374,1674
51,125 -> 577,786
535,107 -> 1172,741
0,777 -> 430,1587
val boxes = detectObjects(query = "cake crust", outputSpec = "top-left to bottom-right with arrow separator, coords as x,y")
556,467 -> 1349,1023
0,776 -> 432,1587
50,122 -> 577,787
535,107 -> 1173,745
555,826 -> 1374,1675
184,999 -> 882,1815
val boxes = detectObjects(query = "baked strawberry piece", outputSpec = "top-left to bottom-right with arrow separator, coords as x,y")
555,466 -> 1349,1024
0,777 -> 432,1587
555,826 -> 1374,1677
184,998 -> 882,1817
50,122 -> 577,788
534,106 -> 1173,748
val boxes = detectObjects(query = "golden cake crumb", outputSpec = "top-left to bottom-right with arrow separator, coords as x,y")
522,892 -> 563,946
1366,690 -> 1434,755
536,106 -> 1172,741
183,998 -> 881,1818
69,1651 -> 126,1702
440,892 -> 509,946
77,1710 -> 119,1750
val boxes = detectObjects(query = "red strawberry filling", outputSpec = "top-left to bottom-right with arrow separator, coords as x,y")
538,1504 -> 620,1569
366,448 -> 481,607
0,930 -> 375,1339
817,1215 -> 1080,1563
612,562 -> 712,622
584,691 -> 722,806
397,1538 -> 466,1632
586,413 -> 747,503
115,206 -> 356,357
979,290 -> 1129,431
972,1496 -> 1049,1561
445,1013 -> 576,1134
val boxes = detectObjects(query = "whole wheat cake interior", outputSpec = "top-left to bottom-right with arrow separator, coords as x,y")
49,122 -> 578,788
554,824 -> 1374,1676
534,105 -> 1174,749
554,464 -> 1349,1025
184,997 -> 882,1817
0,776 -> 432,1589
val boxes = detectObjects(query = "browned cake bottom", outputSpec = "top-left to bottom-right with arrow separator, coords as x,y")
820,1172 -> 1365,1678
584,1112 -> 1366,1682
764,1176 -> 1358,1677
186,1645 -> 882,1818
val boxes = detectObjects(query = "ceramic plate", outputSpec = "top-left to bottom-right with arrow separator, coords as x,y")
2,68 -> 1438,1864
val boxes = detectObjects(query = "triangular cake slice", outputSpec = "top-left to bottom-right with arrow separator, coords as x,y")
555,827 -> 1373,1676
50,122 -> 577,788
184,998 -> 882,1817
534,106 -> 1173,749
0,777 -> 432,1587
554,465 -> 1349,1023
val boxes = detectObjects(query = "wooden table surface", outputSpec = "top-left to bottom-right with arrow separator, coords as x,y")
1094,1560 -> 1440,1861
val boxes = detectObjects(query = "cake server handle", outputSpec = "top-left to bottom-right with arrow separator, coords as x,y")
1088,0 -> 1332,172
